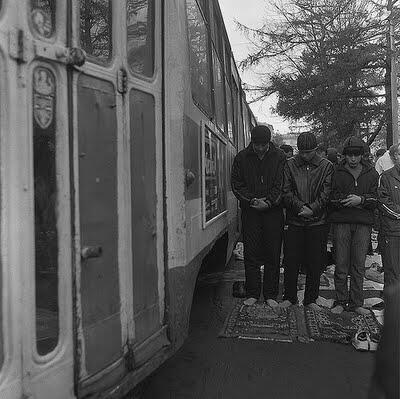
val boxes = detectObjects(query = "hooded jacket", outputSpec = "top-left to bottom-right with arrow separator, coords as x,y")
378,164 -> 400,236
329,161 -> 379,225
231,142 -> 286,209
283,153 -> 333,226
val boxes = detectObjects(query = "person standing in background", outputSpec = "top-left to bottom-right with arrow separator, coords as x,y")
375,144 -> 400,175
231,125 -> 286,309
280,144 -> 294,159
327,147 -> 339,168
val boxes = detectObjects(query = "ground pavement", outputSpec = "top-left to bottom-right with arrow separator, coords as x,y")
136,253 -> 379,399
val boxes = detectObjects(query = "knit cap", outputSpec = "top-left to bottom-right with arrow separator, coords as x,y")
251,125 -> 271,144
297,132 -> 317,152
342,136 -> 365,155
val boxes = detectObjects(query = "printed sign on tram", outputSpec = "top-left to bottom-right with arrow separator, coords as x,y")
203,126 -> 227,224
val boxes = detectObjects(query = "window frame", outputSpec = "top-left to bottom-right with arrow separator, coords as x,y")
185,0 -> 214,118
126,0 -> 156,80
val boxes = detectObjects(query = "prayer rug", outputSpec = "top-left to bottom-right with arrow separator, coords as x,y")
219,300 -> 310,343
305,307 -> 381,344
220,300 -> 381,345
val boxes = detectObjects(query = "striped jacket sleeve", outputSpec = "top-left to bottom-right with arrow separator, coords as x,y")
378,173 -> 400,219
361,170 -> 379,210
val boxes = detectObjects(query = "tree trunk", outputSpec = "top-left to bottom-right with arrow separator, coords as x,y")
386,32 -> 393,149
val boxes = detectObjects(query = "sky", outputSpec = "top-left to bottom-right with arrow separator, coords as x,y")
218,0 -> 291,134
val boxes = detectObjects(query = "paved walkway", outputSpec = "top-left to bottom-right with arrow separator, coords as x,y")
138,256 -> 376,399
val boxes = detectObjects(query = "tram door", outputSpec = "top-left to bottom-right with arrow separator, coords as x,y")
74,0 -> 167,397
74,1 -> 124,396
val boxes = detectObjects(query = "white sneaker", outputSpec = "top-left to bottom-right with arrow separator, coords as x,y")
352,329 -> 370,351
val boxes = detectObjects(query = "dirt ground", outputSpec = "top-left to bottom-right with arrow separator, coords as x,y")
136,256 -> 376,399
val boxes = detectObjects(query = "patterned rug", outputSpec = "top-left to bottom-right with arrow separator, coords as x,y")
220,300 -> 381,345
305,307 -> 381,344
219,300 -> 310,343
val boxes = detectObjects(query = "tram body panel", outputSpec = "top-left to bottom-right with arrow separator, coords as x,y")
0,1 -> 76,398
0,0 -> 254,397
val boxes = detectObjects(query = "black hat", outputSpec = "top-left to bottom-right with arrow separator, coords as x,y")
297,132 -> 317,152
342,136 -> 365,155
280,144 -> 293,153
251,125 -> 271,144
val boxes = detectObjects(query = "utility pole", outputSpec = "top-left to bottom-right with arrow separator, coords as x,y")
388,0 -> 399,146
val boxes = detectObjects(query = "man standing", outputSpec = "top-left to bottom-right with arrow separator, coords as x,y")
329,137 -> 378,315
377,156 -> 400,291
231,125 -> 286,308
375,144 -> 400,175
280,132 -> 333,311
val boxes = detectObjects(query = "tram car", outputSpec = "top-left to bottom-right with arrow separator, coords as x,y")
0,0 -> 256,398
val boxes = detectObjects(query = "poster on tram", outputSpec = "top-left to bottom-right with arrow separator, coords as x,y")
202,123 -> 227,227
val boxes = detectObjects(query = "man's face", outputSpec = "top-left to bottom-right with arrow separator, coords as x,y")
299,150 -> 316,163
345,152 -> 362,169
285,150 -> 293,159
252,142 -> 269,156
392,150 -> 400,165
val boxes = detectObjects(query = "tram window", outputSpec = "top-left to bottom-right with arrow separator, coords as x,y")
31,0 -> 56,38
32,66 -> 59,355
232,80 -> 240,147
213,48 -> 226,134
211,5 -> 224,63
80,0 -> 112,61
224,44 -> 232,81
225,80 -> 234,143
186,0 -> 212,116
127,0 -> 155,77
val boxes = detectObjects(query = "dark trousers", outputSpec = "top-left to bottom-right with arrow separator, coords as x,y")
242,207 -> 284,300
381,235 -> 400,291
333,224 -> 371,309
283,224 -> 328,306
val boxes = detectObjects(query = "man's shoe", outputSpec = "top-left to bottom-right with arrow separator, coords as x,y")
352,329 -> 370,351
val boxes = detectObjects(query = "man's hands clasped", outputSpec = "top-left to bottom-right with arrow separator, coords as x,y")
340,194 -> 362,207
250,198 -> 271,211
298,205 -> 313,218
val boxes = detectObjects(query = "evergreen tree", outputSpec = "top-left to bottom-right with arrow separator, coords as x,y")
239,0 -> 393,145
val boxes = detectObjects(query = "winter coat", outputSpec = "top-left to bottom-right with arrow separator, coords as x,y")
231,142 -> 286,209
329,161 -> 379,225
378,164 -> 400,236
283,153 -> 333,226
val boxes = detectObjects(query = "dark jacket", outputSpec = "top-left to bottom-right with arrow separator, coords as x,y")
231,142 -> 286,209
378,164 -> 400,236
329,162 -> 378,225
283,154 -> 333,226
